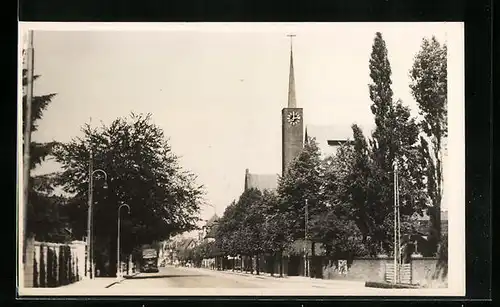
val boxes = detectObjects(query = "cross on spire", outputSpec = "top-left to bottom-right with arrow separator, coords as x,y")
287,34 -> 297,108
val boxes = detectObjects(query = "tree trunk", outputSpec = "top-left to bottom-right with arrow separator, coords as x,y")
279,250 -> 284,278
311,242 -> 316,278
125,255 -> 129,275
250,256 -> 254,274
270,253 -> 275,276
256,254 -> 260,275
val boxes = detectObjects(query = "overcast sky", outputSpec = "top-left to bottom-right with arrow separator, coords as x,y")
22,22 -> 463,224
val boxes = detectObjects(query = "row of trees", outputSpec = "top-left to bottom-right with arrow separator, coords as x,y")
23,69 -> 206,276
211,33 -> 448,266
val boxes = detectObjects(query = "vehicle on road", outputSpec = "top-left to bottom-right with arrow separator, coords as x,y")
139,246 -> 159,273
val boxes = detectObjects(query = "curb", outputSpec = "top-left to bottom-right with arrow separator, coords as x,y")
105,272 -> 140,288
198,267 -> 288,281
364,281 -> 421,289
198,268 -> 367,286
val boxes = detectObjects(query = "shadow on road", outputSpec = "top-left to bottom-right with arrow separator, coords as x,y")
130,274 -> 206,280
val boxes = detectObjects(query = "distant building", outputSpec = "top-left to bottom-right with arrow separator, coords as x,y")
305,124 -> 354,159
413,209 -> 449,237
200,214 -> 220,243
244,169 -> 278,192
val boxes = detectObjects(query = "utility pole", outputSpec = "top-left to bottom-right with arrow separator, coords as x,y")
393,158 -> 399,284
304,198 -> 308,277
87,149 -> 93,279
117,204 -> 131,279
86,147 -> 108,279
22,30 -> 34,287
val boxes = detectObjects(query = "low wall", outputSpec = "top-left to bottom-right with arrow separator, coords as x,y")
322,258 -> 387,282
411,257 -> 440,286
321,256 -> 445,285
24,238 -> 86,288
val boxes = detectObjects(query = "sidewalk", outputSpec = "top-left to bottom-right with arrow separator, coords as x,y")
194,267 -> 366,288
58,272 -> 141,290
59,277 -> 119,289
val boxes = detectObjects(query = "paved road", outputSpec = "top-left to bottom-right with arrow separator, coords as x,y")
106,266 -> 435,296
112,266 -> 265,289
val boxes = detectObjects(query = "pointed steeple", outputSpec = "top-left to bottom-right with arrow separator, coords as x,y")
304,126 -> 308,144
287,34 -> 297,108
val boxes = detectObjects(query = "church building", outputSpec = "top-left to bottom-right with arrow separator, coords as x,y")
244,36 -> 352,192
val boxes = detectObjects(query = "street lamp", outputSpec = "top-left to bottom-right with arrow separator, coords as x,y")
304,198 -> 309,278
117,203 -> 131,279
86,149 -> 108,279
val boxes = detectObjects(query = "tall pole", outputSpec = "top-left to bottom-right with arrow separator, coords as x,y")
397,163 -> 401,269
304,198 -> 308,277
22,30 -> 34,265
392,160 -> 397,284
117,204 -> 130,279
87,149 -> 93,279
393,158 -> 398,284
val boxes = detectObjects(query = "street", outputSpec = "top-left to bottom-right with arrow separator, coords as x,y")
112,266 -> 264,289
107,265 -> 397,296
22,265 -> 450,296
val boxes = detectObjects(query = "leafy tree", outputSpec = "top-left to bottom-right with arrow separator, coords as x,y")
409,36 -> 448,252
52,113 -> 204,275
363,32 -> 428,252
309,209 -> 367,260
259,190 -> 288,276
241,188 -> 266,274
277,136 -> 326,243
215,200 -> 243,258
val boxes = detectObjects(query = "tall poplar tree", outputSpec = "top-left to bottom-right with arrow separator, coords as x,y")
409,36 -> 448,252
365,32 -> 428,253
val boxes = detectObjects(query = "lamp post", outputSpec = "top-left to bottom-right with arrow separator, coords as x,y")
304,198 -> 309,278
117,203 -> 131,279
86,149 -> 108,279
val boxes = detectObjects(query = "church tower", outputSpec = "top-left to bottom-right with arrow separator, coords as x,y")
282,35 -> 304,176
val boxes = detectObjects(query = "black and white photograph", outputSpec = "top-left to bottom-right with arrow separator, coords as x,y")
18,22 -> 465,296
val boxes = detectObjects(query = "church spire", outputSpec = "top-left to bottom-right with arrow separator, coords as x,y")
287,34 -> 297,108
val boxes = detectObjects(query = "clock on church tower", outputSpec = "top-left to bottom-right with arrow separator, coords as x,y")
282,108 -> 304,176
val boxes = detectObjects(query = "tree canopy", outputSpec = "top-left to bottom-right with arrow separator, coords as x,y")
51,113 -> 205,274
410,36 -> 448,252
209,32 -> 446,263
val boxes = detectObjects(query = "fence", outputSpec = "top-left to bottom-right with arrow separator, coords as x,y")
384,263 -> 412,284
24,237 -> 86,288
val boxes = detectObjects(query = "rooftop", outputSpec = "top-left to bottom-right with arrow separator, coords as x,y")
306,124 -> 354,158
414,209 -> 449,221
245,169 -> 278,192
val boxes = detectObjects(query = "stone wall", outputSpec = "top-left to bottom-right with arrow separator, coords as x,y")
411,257 -> 441,286
322,258 -> 388,282
23,239 -> 86,288
321,256 -> 446,285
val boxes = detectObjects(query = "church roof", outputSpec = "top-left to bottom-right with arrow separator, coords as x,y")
245,170 -> 278,191
306,124 -> 354,157
205,214 -> 220,227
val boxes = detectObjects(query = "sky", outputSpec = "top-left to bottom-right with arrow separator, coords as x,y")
21,22 -> 463,224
